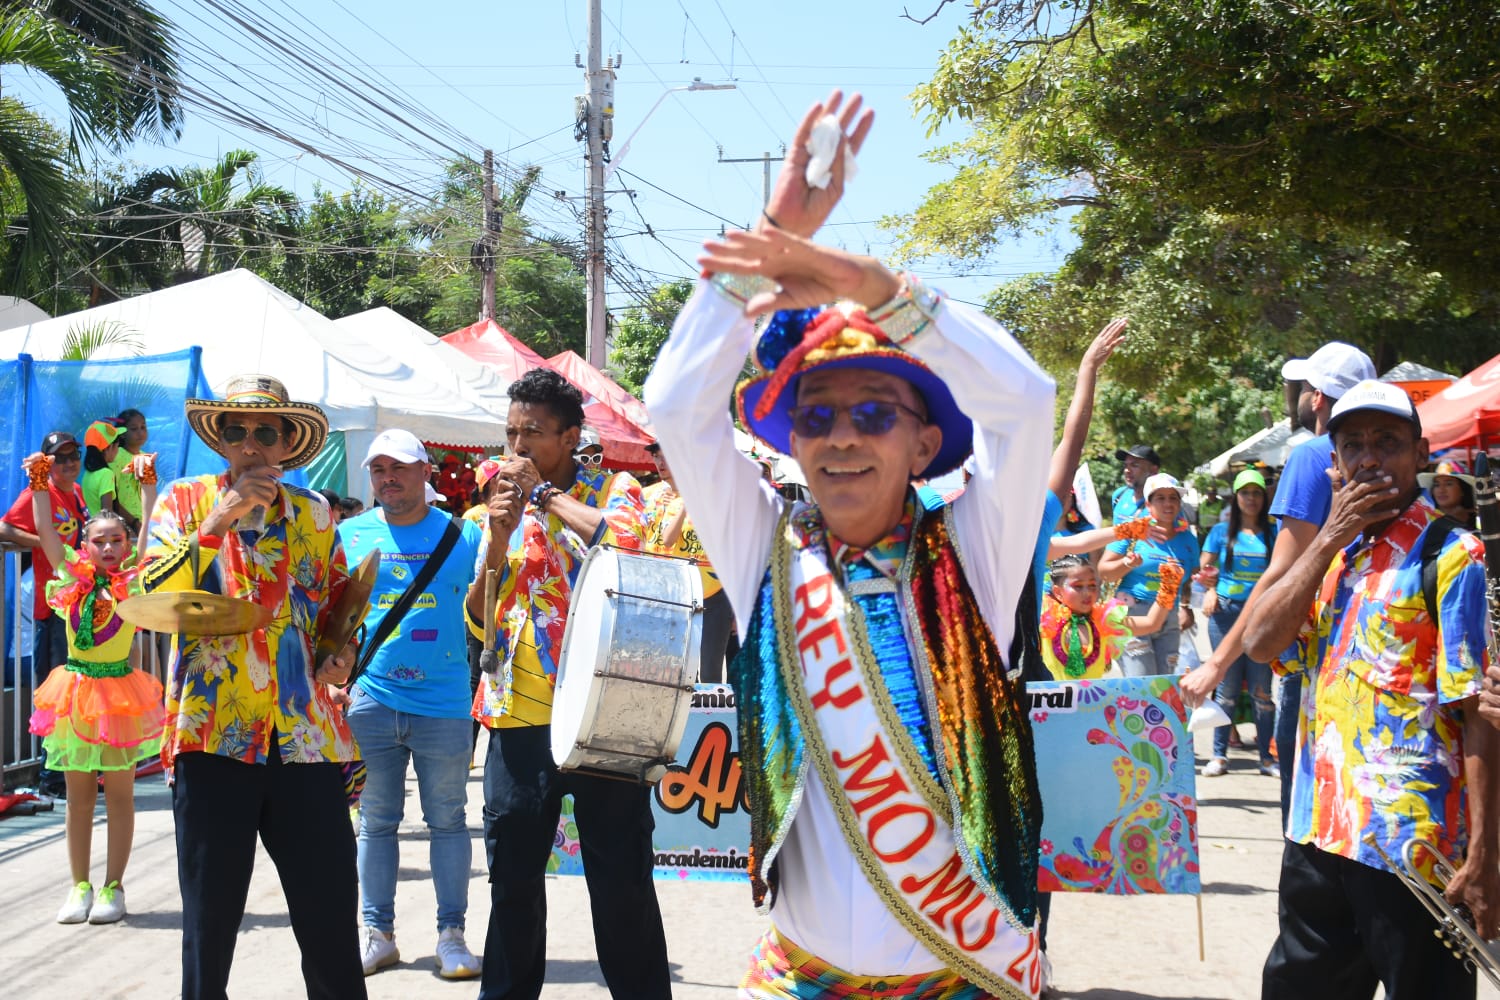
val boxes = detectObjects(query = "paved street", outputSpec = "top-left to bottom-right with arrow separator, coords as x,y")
2,728 -> 1496,999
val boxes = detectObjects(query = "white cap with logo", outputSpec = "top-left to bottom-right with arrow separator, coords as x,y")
1280,342 -> 1377,400
1142,472 -> 1187,498
363,428 -> 428,467
1326,380 -> 1421,435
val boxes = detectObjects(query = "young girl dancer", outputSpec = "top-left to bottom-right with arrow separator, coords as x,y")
1039,554 -> 1186,680
25,450 -> 162,924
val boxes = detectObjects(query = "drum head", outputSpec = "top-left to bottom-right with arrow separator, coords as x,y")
552,546 -> 616,768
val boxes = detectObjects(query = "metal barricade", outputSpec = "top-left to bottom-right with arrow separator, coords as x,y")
2,546 -> 42,783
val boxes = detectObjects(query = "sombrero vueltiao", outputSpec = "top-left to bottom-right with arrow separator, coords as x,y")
1418,459 -> 1477,490
735,304 -> 972,480
185,374 -> 328,470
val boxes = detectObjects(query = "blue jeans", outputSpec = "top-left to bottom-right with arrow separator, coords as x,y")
1276,674 -> 1302,828
345,687 -> 473,934
1208,602 -> 1275,761
1120,596 -> 1181,677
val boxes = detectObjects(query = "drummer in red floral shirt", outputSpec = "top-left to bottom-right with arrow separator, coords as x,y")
463,367 -> 666,1000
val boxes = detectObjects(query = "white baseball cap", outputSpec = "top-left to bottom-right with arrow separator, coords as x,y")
1142,472 -> 1187,499
1280,342 -> 1376,400
424,481 -> 442,505
1326,379 -> 1421,435
363,428 -> 428,467
575,426 -> 601,452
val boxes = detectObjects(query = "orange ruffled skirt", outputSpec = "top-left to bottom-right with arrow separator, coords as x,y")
30,667 -> 165,772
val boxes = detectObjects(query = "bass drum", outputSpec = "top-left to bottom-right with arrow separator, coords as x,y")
551,545 -> 702,783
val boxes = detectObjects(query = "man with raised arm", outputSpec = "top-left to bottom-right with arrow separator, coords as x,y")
645,92 -> 1055,1000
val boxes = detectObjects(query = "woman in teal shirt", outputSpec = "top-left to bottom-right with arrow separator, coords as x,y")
1100,472 -> 1199,676
1200,468 -> 1278,777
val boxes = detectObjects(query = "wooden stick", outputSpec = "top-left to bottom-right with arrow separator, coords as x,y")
1196,893 -> 1205,962
483,568 -> 498,649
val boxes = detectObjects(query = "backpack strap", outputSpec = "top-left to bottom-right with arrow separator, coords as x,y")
1420,515 -> 1467,625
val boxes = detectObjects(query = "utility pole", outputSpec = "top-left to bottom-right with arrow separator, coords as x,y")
717,145 -> 785,209
581,0 -> 615,369
477,149 -> 497,322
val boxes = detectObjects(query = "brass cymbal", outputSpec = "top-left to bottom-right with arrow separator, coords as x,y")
116,591 -> 272,636
316,548 -> 380,664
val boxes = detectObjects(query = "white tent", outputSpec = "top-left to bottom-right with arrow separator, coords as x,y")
1198,421 -> 1315,478
333,306 -> 511,423
0,270 -> 505,498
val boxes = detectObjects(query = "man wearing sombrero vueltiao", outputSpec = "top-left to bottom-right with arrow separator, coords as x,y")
142,374 -> 366,1000
644,92 -> 1055,1000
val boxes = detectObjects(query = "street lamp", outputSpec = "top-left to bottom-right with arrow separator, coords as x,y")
602,78 -> 736,185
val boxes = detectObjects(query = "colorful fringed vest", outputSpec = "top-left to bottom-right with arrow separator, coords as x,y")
730,499 -> 1042,931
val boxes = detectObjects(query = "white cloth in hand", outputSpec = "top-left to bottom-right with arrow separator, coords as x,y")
804,114 -> 859,190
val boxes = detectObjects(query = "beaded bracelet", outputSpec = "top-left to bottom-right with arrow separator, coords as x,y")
708,271 -> 777,308
528,482 -> 563,511
865,272 -> 942,346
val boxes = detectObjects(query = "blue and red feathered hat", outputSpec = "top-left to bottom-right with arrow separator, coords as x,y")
735,304 -> 972,480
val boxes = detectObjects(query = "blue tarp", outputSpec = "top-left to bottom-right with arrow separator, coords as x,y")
2,349 -> 215,664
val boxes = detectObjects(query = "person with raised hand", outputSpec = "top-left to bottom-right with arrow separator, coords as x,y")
646,94 -> 1056,996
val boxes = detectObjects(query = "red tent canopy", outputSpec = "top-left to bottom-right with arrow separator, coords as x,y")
547,349 -> 653,433
442,319 -> 548,385
1416,351 -> 1500,451
441,322 -> 654,471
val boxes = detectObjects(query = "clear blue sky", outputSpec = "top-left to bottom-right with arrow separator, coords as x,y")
13,0 -> 1073,318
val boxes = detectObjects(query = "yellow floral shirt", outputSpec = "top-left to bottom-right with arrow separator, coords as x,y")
143,474 -> 356,767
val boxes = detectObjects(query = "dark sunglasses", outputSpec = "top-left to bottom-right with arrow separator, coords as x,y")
788,400 -> 926,439
52,450 -> 81,462
221,424 -> 283,447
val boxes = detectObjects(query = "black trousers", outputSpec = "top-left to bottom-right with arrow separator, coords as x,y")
699,588 -> 733,685
173,750 -> 366,1000
1262,839 -> 1475,1000
479,724 -> 670,1000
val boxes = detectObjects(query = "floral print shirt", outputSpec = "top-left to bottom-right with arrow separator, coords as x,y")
1278,496 -> 1488,880
143,474 -> 355,767
471,467 -> 646,728
642,481 -> 722,598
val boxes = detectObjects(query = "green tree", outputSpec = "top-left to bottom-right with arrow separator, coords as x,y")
161,149 -> 297,277
894,1 -> 1500,413
608,279 -> 692,396
0,1 -> 181,270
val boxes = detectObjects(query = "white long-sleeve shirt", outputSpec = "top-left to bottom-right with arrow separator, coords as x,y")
644,279 -> 1055,974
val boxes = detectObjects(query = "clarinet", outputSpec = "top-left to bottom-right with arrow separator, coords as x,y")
1476,453 -> 1500,665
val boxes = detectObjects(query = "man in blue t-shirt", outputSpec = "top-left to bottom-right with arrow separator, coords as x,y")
1111,443 -> 1161,524
339,429 -> 485,980
1181,341 -> 1375,822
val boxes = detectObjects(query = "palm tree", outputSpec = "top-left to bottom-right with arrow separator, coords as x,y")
162,149 -> 298,277
0,1 -> 182,267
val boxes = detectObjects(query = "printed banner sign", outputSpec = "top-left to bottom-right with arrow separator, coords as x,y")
549,684 -> 751,881
1027,676 -> 1200,894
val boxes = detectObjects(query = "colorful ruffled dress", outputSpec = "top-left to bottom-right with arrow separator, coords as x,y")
29,546 -> 164,771
1038,595 -> 1132,680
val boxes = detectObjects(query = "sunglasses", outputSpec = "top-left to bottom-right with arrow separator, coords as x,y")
788,400 -> 926,439
221,424 -> 283,448
52,450 -> 81,462
576,452 -> 603,468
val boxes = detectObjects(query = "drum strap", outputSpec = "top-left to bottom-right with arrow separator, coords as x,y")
351,517 -> 462,683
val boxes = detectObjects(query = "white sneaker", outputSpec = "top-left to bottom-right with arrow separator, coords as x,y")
435,926 -> 481,979
88,881 -> 126,924
1202,757 -> 1230,777
56,882 -> 93,924
360,926 -> 400,976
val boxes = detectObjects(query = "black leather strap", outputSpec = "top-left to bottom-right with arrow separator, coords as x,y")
349,516 -> 463,684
